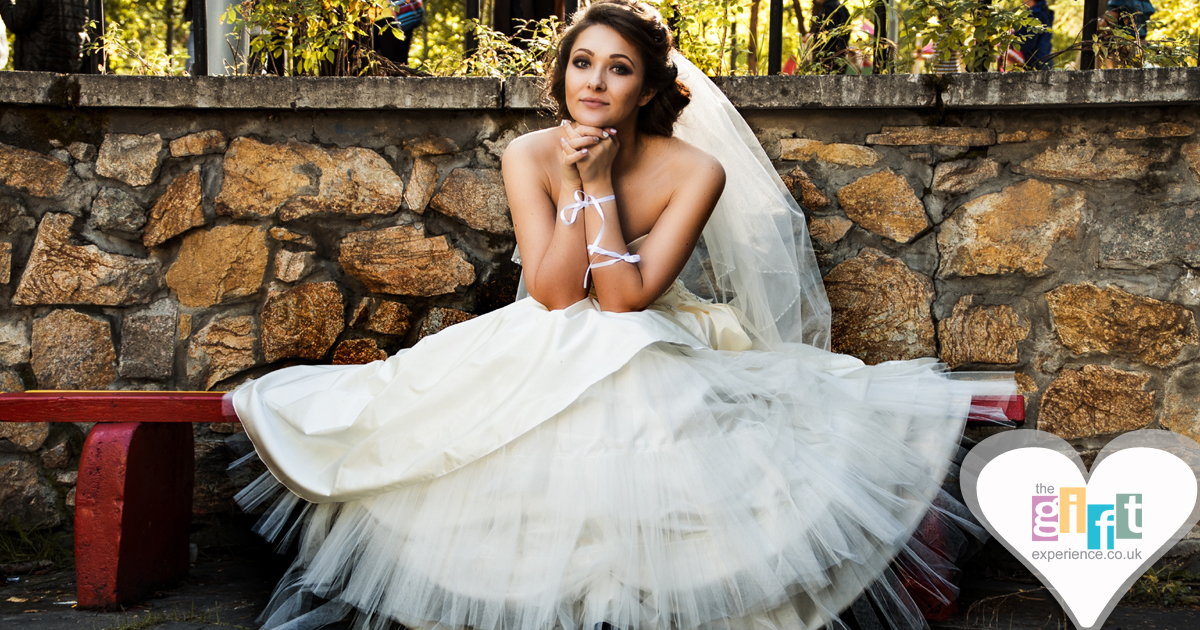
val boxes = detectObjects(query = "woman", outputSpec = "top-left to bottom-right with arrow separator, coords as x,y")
229,2 -> 1015,630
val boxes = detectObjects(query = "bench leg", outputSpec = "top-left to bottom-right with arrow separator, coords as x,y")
75,422 -> 194,609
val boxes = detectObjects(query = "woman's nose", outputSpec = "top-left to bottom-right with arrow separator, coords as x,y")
588,68 -> 605,91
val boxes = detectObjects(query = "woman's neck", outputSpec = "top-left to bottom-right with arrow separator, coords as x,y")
611,120 -> 644,176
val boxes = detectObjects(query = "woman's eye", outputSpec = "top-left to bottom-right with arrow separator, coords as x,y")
611,65 -> 630,75
572,58 -> 589,68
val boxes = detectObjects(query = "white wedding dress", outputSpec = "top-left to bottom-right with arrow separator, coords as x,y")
226,54 -> 1016,630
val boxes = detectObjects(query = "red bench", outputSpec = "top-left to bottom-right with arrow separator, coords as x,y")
0,390 -> 1023,612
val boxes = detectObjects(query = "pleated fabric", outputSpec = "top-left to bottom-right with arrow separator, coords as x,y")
228,279 -> 1014,630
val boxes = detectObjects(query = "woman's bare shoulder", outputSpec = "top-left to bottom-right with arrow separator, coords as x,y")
659,136 -> 725,189
502,127 -> 561,166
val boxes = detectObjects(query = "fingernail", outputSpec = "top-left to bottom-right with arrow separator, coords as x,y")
602,131 -> 609,138
609,128 -> 617,134
581,148 -> 588,155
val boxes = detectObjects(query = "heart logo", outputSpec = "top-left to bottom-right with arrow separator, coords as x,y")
960,429 -> 1200,630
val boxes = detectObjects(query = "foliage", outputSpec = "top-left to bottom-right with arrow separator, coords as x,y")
101,0 -> 190,74
413,17 -> 559,77
409,0 -> 467,69
900,0 -> 1043,73
1124,563 -> 1200,606
221,0 -> 404,76
0,516 -> 73,566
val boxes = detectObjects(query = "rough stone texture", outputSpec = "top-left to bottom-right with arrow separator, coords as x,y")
781,166 -> 829,210
418,307 -> 478,339
31,310 -> 116,390
95,133 -> 163,186
0,458 -> 62,530
1162,364 -> 1200,442
366,300 -> 412,336
932,159 -> 1002,195
430,168 -> 512,233
0,321 -> 30,366
1046,284 -> 1198,367
68,142 -> 97,162
0,242 -> 8,284
779,139 -> 880,168
937,296 -> 1029,368
1038,365 -> 1154,439
215,137 -> 404,221
118,300 -> 177,380
0,142 -> 73,197
1100,204 -> 1200,268
144,166 -> 206,246
938,180 -> 1086,276
187,315 -> 256,390
866,126 -> 996,147
1020,144 -> 1156,180
1114,123 -> 1193,139
405,135 -> 459,156
13,213 -> 163,306
169,130 -> 228,157
274,249 -> 316,283
88,188 -> 146,234
179,314 -> 192,340
405,158 -> 438,212
332,339 -> 389,365
0,369 -> 24,392
1183,143 -> 1200,181
261,282 -> 345,363
41,442 -> 71,468
269,227 -> 317,249
997,129 -> 1053,143
192,439 -> 241,514
808,216 -> 854,245
0,423 -> 49,452
340,226 -> 475,296
166,225 -> 269,308
836,170 -> 928,243
824,248 -> 936,365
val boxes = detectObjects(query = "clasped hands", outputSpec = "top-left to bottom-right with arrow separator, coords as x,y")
559,120 -> 618,190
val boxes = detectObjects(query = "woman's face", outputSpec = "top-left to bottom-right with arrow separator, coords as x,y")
565,25 -> 654,129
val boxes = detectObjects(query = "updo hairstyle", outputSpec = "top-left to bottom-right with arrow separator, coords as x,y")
547,0 -> 691,137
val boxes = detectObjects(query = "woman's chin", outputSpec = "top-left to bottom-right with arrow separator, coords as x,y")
568,111 -> 617,129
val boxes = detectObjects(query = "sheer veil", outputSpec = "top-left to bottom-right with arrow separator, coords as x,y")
512,51 -> 832,351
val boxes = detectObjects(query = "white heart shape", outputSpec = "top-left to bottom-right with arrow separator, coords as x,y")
961,429 -> 1200,630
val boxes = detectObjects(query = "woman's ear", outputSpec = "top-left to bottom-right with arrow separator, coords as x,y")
638,89 -> 658,107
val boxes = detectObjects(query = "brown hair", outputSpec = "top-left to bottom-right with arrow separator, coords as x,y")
547,0 -> 691,137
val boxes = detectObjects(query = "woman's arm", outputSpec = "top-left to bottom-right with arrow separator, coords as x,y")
502,131 -> 601,310
581,148 -> 726,313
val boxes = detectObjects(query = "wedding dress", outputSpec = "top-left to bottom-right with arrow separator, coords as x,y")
226,53 -> 1016,630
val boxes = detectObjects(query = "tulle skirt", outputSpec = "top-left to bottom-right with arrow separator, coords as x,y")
228,292 -> 1014,630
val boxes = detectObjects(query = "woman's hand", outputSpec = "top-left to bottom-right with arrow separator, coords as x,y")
561,121 -> 618,188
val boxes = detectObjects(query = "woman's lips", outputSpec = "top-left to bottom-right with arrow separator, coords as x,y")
579,99 -> 607,108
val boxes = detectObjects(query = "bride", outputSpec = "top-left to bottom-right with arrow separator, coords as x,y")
227,2 -> 1016,630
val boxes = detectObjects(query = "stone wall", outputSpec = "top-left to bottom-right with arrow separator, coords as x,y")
1,70 -> 1199,556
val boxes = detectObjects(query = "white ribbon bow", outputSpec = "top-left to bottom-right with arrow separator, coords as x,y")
559,191 -> 641,288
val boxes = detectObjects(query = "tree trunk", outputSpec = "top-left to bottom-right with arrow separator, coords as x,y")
748,0 -> 760,75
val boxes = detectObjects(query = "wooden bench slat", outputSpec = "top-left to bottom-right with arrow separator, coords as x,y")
0,391 -> 238,423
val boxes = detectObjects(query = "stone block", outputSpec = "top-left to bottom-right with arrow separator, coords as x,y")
261,282 -> 344,363
68,142 -> 97,162
781,166 -> 829,210
1183,143 -> 1199,181
41,441 -> 71,468
144,166 -> 206,246
1046,283 -> 1198,367
1038,365 -> 1153,439
0,142 -> 73,198
118,300 -> 177,380
31,309 -> 116,389
95,133 -> 163,187
14,213 -> 162,306
937,296 -> 1028,368
0,242 -> 9,285
779,139 -> 880,167
269,227 -> 317,249
405,158 -> 438,212
332,339 -> 388,365
1114,123 -> 1194,140
169,130 -> 228,157
215,138 -> 404,221
418,307 -> 478,339
0,457 -> 62,530
938,180 -> 1086,276
274,249 -> 316,283
932,158 -> 1002,195
1100,203 -> 1200,268
866,126 -> 996,147
404,135 -> 459,157
1021,143 -> 1156,180
187,315 -> 256,390
825,248 -> 936,365
0,369 -> 24,392
807,216 -> 853,245
430,168 -> 512,233
0,423 -> 49,452
0,320 -> 30,366
836,169 -> 928,243
88,188 -> 147,235
165,225 -> 269,308
340,226 -> 475,297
